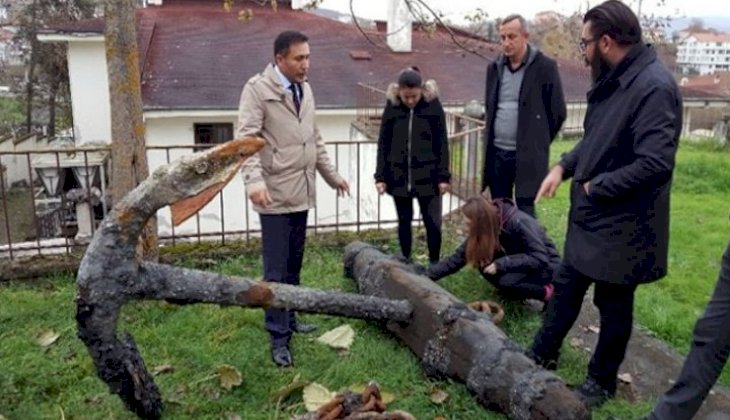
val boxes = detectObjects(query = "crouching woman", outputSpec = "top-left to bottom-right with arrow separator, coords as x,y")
427,196 -> 560,303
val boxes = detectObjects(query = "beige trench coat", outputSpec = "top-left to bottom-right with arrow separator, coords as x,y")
237,64 -> 342,214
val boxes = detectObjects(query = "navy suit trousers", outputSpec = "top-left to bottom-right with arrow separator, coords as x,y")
260,211 -> 308,347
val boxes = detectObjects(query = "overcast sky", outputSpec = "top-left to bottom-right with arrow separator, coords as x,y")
317,0 -> 730,25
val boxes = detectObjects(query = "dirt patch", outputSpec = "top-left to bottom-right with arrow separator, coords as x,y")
567,291 -> 730,419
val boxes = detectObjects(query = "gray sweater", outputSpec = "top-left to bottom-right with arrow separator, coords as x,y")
493,45 -> 538,151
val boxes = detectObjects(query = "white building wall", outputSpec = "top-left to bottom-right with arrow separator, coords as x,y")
67,41 -> 112,144
0,135 -> 46,190
143,112 -> 396,238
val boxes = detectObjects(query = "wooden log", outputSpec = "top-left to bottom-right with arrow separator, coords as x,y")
344,241 -> 590,420
138,262 -> 412,322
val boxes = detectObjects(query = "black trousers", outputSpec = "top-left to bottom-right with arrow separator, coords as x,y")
393,194 -> 442,263
488,147 -> 535,217
486,269 -> 552,301
530,262 -> 637,392
649,241 -> 730,420
260,211 -> 308,347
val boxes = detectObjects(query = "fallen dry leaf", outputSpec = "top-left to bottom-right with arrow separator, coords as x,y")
153,364 -> 175,376
216,364 -> 243,390
303,382 -> 336,412
227,414 -> 242,420
271,373 -> 309,402
316,325 -> 355,350
348,383 -> 395,404
569,337 -> 584,348
618,373 -> 633,384
37,330 -> 60,347
349,383 -> 366,393
429,389 -> 449,404
201,385 -> 220,401
381,390 -> 395,404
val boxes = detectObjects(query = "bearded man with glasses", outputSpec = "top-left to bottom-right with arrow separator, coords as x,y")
527,0 -> 683,410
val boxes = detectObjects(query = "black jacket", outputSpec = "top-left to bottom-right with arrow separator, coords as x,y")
560,44 -> 682,285
428,199 -> 561,281
375,80 -> 451,197
482,47 -> 567,200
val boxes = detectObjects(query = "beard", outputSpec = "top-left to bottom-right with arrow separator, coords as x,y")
585,49 -> 612,84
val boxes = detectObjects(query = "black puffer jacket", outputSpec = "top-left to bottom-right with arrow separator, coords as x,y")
374,80 -> 451,197
428,199 -> 561,280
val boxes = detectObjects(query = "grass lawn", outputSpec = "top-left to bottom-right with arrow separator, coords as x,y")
0,139 -> 728,419
0,96 -> 24,134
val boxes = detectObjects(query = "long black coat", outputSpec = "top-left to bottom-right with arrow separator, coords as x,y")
560,44 -> 682,285
427,199 -> 561,281
375,80 -> 450,197
481,48 -> 566,200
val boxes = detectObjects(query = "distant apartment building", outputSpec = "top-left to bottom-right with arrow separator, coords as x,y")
677,32 -> 730,75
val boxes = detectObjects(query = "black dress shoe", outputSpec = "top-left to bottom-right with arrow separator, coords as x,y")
293,323 -> 317,334
573,377 -> 615,409
271,345 -> 293,367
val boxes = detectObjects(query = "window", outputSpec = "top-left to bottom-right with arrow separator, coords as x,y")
194,123 -> 233,145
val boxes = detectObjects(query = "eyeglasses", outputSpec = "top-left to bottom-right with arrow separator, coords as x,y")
579,37 -> 597,51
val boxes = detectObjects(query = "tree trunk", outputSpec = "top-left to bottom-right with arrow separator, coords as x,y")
24,0 -> 38,134
25,55 -> 35,133
343,242 -> 590,420
104,0 -> 157,260
47,75 -> 57,138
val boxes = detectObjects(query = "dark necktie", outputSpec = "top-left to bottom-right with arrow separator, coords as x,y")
289,83 -> 300,114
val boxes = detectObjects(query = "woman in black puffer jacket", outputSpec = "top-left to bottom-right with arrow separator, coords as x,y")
374,67 -> 451,265
427,196 -> 560,303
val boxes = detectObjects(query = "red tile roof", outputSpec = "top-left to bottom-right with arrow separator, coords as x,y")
678,72 -> 730,98
137,0 -> 504,110
41,0 -> 716,110
685,32 -> 730,43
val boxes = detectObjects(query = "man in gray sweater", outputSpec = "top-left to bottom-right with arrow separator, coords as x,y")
482,14 -> 566,218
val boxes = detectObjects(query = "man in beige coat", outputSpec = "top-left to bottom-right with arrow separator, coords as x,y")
237,30 -> 350,367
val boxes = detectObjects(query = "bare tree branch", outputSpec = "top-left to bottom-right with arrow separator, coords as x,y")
407,0 -> 491,60
137,262 -> 412,321
350,0 -> 386,49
